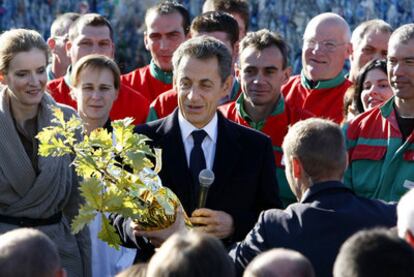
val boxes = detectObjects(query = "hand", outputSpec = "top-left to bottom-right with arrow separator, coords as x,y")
131,207 -> 187,247
190,208 -> 234,239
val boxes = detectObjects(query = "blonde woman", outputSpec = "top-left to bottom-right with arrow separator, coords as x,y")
0,29 -> 90,276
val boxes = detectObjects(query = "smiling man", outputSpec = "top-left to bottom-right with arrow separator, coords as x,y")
112,36 -> 281,262
219,29 -> 295,206
282,13 -> 352,124
121,1 -> 190,103
344,24 -> 414,202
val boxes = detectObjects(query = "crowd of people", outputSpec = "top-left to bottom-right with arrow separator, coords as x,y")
0,0 -> 414,277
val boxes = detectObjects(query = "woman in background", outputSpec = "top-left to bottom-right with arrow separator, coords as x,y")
0,29 -> 90,276
344,59 -> 393,121
70,54 -> 136,277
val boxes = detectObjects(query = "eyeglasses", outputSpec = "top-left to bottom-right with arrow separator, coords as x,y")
303,39 -> 347,52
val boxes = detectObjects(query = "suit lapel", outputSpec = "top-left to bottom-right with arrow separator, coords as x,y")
212,113 -> 241,196
156,110 -> 195,212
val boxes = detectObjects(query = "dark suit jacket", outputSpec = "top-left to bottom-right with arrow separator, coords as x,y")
230,181 -> 397,277
113,110 -> 281,261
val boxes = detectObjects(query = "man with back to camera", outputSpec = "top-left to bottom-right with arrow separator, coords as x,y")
230,118 -> 396,276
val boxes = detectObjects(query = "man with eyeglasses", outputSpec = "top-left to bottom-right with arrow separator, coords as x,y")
46,12 -> 80,81
282,13 -> 352,124
47,13 -> 149,125
344,24 -> 414,202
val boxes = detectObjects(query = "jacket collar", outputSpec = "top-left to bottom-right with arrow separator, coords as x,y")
300,180 -> 353,203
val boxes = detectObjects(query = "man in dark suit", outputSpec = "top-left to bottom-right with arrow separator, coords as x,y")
229,118 -> 397,277
112,36 -> 281,260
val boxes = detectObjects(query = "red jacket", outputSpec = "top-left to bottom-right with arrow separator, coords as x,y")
282,74 -> 351,124
121,64 -> 172,103
47,76 -> 149,125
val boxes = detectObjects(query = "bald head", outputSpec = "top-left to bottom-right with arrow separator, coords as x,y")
244,248 -> 315,277
0,228 -> 63,277
304,13 -> 351,42
302,13 -> 352,81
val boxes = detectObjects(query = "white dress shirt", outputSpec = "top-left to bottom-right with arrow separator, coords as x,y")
178,111 -> 218,171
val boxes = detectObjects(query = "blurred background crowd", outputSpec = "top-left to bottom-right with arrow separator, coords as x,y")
1,0 -> 413,74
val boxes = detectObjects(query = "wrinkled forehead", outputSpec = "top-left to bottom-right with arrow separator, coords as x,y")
304,19 -> 348,41
388,37 -> 414,55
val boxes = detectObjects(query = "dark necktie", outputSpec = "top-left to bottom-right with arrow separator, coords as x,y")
190,130 -> 207,183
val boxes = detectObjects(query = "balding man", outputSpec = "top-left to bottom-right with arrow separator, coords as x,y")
282,13 -> 352,124
398,189 -> 414,247
344,24 -> 414,202
0,228 -> 66,277
244,248 -> 315,277
47,12 -> 80,81
349,19 -> 392,83
230,118 -> 396,277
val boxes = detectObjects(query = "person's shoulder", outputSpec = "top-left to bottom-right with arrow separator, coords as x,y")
259,207 -> 300,228
222,115 -> 269,142
134,113 -> 171,136
346,105 -> 383,137
218,100 -> 236,116
46,77 -> 65,93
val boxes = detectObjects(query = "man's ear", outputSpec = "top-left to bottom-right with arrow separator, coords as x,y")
47,38 -> 56,52
144,32 -> 149,51
221,75 -> 233,98
55,268 -> 67,277
406,231 -> 414,248
282,66 -> 292,84
65,40 -> 72,58
292,157 -> 302,179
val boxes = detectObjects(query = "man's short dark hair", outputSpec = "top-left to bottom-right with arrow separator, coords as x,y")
239,29 -> 289,69
0,228 -> 62,277
69,13 -> 114,41
145,1 -> 191,35
173,36 -> 232,83
191,11 -> 239,47
334,228 -> 414,277
389,23 -> 414,45
203,0 -> 250,32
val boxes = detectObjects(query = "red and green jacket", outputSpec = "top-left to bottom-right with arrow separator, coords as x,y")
219,94 -> 296,207
344,97 -> 414,202
146,80 -> 242,122
47,71 -> 150,125
121,60 -> 172,103
282,71 -> 352,124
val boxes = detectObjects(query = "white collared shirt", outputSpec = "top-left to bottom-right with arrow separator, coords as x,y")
178,111 -> 218,170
